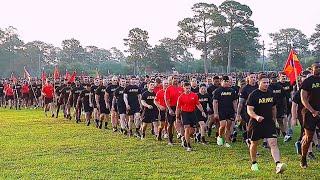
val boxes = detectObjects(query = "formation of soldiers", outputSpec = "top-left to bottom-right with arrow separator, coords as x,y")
1,62 -> 320,173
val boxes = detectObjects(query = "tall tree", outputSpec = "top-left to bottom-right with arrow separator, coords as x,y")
149,45 -> 173,72
60,38 -> 85,65
269,28 -> 309,69
0,26 -> 24,76
219,0 -> 253,73
124,28 -> 151,75
159,37 -> 194,62
178,2 -> 225,73
110,47 -> 126,62
310,24 -> 320,60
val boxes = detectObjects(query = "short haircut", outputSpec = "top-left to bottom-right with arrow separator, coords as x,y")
222,76 -> 229,81
184,82 -> 191,87
258,73 -> 268,81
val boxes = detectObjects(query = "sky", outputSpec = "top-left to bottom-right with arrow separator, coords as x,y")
0,0 -> 319,57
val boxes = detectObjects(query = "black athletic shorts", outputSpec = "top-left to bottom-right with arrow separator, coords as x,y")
44,97 -> 53,105
276,105 -> 286,118
127,103 -> 140,115
22,93 -> 29,100
181,111 -> 196,127
241,111 -> 250,123
117,103 -> 126,115
248,119 -> 277,141
99,102 -> 110,114
159,110 -> 166,122
167,106 -> 176,125
83,103 -> 93,113
142,108 -> 158,123
195,110 -> 207,122
302,109 -> 320,131
219,111 -> 235,121
5,95 -> 14,101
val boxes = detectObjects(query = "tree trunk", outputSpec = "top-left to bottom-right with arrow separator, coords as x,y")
203,19 -> 208,74
227,32 -> 232,73
134,60 -> 137,75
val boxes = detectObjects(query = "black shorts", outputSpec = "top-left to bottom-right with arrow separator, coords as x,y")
167,106 -> 176,125
241,111 -> 250,123
99,102 -> 110,114
117,103 -> 126,115
181,111 -> 196,127
276,105 -> 286,118
22,93 -> 29,100
219,111 -> 235,121
248,119 -> 277,141
196,110 -> 207,122
127,104 -> 140,115
44,97 -> 53,105
83,103 -> 93,113
159,110 -> 166,122
302,109 -> 320,131
5,95 -> 14,101
142,108 -> 158,123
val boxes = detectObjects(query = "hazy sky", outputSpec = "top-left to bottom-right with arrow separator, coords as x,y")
0,0 -> 319,56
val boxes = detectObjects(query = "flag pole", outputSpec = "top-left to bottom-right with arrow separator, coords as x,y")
290,42 -> 300,91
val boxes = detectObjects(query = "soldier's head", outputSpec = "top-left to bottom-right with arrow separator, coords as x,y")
311,62 -> 320,76
257,73 -> 269,91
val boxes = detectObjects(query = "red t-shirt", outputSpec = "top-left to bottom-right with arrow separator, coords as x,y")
5,87 -> 14,96
177,92 -> 199,112
165,85 -> 183,107
155,89 -> 166,107
154,84 -> 163,94
42,84 -> 54,98
21,84 -> 29,94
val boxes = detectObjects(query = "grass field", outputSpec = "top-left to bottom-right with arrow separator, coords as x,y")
0,108 -> 319,179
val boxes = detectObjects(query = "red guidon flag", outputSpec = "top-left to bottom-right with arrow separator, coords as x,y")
23,66 -> 32,82
54,66 -> 60,80
68,71 -> 76,83
283,49 -> 303,85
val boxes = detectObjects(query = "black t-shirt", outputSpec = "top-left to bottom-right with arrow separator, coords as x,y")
80,89 -> 92,106
301,75 -> 320,111
140,82 -> 148,93
36,84 -> 42,95
191,86 -> 199,93
207,85 -> 219,98
269,83 -> 285,106
72,86 -> 84,102
197,93 -> 212,113
247,89 -> 276,121
114,86 -> 125,106
95,85 -> 106,104
56,84 -> 65,96
292,89 -> 303,114
232,85 -> 240,97
0,84 -> 4,95
60,86 -> 71,100
279,81 -> 292,100
240,84 -> 258,101
213,87 -> 237,113
141,90 -> 156,110
15,84 -> 22,96
106,84 -> 119,104
124,85 -> 141,105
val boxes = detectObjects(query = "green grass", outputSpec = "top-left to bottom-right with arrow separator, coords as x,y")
0,108 -> 319,179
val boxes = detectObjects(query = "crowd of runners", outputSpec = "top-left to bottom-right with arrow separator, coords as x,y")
1,62 -> 320,174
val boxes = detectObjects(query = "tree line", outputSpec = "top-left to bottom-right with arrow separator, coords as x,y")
0,1 -> 319,77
